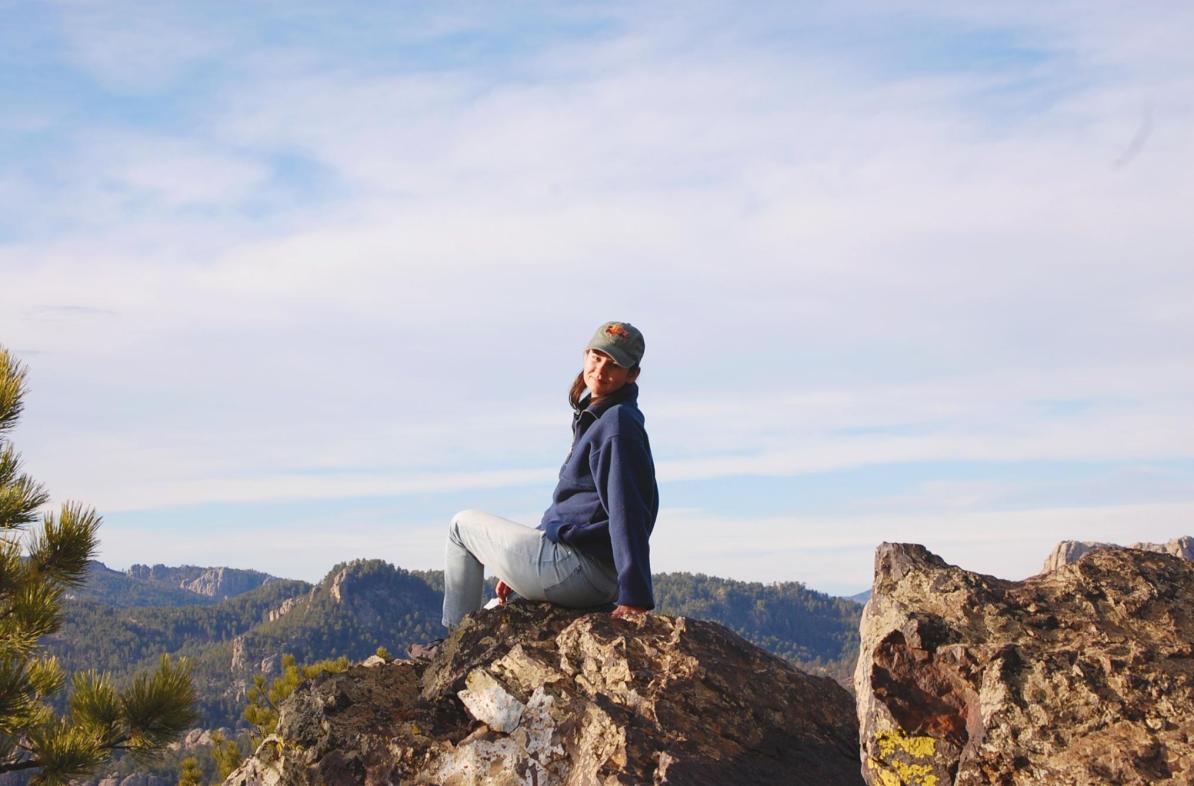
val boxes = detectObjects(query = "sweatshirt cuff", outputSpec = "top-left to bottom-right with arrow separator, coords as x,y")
616,591 -> 655,609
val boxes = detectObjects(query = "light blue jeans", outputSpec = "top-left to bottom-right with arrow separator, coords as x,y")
442,509 -> 619,629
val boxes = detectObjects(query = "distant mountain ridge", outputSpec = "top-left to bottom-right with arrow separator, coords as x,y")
48,558 -> 862,733
652,571 -> 861,683
69,560 -> 287,608
127,563 -> 278,600
1039,535 -> 1194,574
49,560 -> 442,728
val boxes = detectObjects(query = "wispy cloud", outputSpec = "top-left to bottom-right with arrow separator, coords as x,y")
48,1 -> 228,92
649,500 -> 1194,594
2,1 -> 1192,585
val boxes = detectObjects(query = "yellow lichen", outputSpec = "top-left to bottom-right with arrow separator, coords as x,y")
875,728 -> 937,759
867,757 -> 940,786
867,730 -> 940,786
869,759 -> 902,786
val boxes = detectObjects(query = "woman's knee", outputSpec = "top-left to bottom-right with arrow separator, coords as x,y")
450,509 -> 479,530
449,510 -> 495,544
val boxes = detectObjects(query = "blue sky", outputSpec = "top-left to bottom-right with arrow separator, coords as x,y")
3,1 -> 1193,594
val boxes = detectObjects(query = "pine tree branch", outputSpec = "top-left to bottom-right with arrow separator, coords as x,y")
0,758 -> 42,774
0,346 -> 197,785
0,732 -> 136,775
0,349 -> 27,436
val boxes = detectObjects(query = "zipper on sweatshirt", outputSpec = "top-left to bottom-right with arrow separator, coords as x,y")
566,409 -> 598,464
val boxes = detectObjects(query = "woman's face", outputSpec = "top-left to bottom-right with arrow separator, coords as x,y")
584,348 -> 639,399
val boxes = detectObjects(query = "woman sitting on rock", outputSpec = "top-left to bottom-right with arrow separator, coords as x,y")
442,321 -> 659,629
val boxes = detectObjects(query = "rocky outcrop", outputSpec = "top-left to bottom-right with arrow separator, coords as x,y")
856,543 -> 1194,785
267,595 -> 302,622
225,602 -> 863,785
127,564 -> 275,600
1040,536 -> 1194,573
95,776 -> 171,786
164,726 -> 235,754
322,563 -> 389,628
230,636 -> 247,672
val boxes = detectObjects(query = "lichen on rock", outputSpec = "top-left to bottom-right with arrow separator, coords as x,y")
225,602 -> 863,785
457,668 -> 526,733
856,543 -> 1194,786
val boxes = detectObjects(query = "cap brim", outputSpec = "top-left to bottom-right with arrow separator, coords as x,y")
585,342 -> 634,368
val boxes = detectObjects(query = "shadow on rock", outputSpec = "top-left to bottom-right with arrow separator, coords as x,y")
227,602 -> 863,785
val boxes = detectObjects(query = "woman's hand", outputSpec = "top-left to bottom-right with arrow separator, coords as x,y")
610,604 -> 649,619
496,580 -> 510,605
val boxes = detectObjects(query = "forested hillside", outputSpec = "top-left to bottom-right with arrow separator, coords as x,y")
653,572 -> 861,683
46,579 -> 311,676
44,560 -> 443,727
47,559 -> 861,730
68,560 -> 222,607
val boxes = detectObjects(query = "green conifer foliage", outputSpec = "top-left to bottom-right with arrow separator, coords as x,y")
176,756 -> 203,786
0,347 -> 199,784
208,730 -> 245,782
243,654 -> 349,748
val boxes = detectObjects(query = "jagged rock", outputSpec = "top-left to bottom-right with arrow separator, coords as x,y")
856,543 -> 1194,785
329,567 -> 348,602
224,603 -> 862,785
324,563 -> 387,628
230,636 -> 246,672
184,728 -> 212,748
1040,536 -> 1194,573
167,727 -> 215,753
267,595 -> 302,622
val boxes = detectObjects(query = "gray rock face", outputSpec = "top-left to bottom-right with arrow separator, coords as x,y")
856,542 -> 1194,785
115,777 -> 171,786
225,603 -> 863,785
126,564 -> 274,600
1040,536 -> 1194,574
267,595 -> 302,622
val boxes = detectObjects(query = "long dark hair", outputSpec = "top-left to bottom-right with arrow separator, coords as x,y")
568,371 -> 587,411
568,366 -> 640,411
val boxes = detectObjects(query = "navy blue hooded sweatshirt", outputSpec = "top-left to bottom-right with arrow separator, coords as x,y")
538,382 -> 658,608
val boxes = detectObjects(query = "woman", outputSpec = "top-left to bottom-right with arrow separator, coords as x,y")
442,321 -> 659,629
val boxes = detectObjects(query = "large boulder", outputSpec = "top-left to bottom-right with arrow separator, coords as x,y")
1040,536 -> 1194,573
225,602 -> 863,785
856,543 -> 1194,785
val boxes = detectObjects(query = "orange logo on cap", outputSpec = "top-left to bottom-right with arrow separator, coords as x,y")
605,324 -> 630,340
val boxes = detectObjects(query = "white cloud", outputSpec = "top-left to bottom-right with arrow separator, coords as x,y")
11,360 -> 1191,514
91,134 -> 269,207
650,501 -> 1194,594
2,2 -> 1193,581
93,516 -> 451,584
50,1 -> 226,92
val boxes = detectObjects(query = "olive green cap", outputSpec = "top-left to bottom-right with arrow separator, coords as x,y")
585,321 -> 645,369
